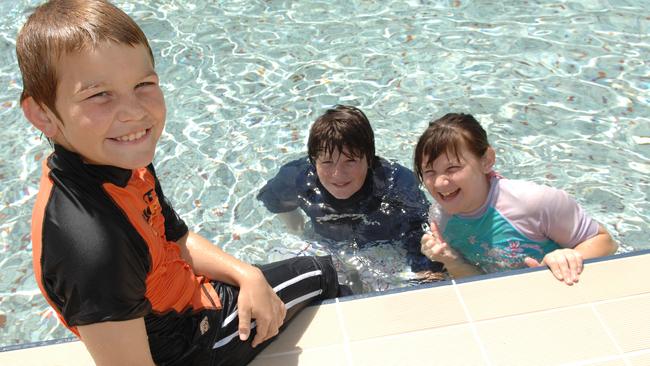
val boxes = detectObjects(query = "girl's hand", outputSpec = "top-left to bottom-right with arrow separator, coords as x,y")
420,223 -> 484,279
420,223 -> 461,265
524,248 -> 583,286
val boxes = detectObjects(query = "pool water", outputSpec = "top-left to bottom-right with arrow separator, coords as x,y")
0,0 -> 648,347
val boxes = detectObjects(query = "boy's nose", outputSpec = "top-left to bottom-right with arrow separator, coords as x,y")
331,162 -> 346,177
117,95 -> 147,122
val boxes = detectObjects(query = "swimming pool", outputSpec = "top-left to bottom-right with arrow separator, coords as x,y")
0,0 -> 648,347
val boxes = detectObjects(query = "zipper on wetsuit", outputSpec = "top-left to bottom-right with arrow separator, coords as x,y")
201,283 -> 218,308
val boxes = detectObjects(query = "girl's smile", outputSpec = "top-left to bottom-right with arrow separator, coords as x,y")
421,145 -> 495,215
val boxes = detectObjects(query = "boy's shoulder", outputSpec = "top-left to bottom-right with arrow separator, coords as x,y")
35,148 -> 153,257
33,150 -> 153,297
257,156 -> 311,207
33,161 -> 152,326
275,156 -> 312,175
373,157 -> 427,207
375,157 -> 418,186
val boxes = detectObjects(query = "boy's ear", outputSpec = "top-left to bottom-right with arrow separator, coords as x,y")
21,97 -> 60,138
481,146 -> 496,173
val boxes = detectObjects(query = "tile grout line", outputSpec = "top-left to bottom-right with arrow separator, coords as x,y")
590,291 -> 650,306
555,348 -> 650,366
625,348 -> 650,359
590,303 -> 632,366
451,279 -> 493,366
335,297 -> 354,366
470,290 -> 650,326
557,354 -> 630,366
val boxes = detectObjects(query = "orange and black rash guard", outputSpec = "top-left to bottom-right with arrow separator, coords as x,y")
31,145 -> 221,363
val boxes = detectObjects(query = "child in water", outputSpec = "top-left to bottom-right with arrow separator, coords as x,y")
258,105 -> 443,279
414,113 -> 617,285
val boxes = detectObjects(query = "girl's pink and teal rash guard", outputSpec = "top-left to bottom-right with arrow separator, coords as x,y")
439,176 -> 599,273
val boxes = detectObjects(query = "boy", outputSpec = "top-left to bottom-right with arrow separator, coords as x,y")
17,1 -> 340,365
257,105 -> 443,280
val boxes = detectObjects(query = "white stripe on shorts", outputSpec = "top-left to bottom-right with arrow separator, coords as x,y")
221,269 -> 322,328
213,270 -> 323,349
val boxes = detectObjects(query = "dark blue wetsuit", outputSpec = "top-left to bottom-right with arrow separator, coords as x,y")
257,156 -> 442,273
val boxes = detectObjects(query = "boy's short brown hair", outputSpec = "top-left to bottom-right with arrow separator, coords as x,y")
16,0 -> 154,119
307,105 -> 376,165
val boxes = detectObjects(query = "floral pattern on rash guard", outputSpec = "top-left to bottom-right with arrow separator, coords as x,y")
438,175 -> 599,274
444,206 -> 561,273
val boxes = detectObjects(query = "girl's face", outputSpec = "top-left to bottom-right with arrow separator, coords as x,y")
420,144 -> 495,215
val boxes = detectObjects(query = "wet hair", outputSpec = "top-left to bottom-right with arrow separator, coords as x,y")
414,113 -> 490,183
307,105 -> 376,165
16,0 -> 154,120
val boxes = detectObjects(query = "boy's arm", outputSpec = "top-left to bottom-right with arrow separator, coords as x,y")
277,210 -> 305,234
391,163 -> 443,275
77,318 -> 155,366
256,159 -> 304,213
403,225 -> 443,275
176,231 -> 286,347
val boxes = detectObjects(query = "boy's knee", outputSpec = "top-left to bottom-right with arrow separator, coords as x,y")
312,255 -> 340,299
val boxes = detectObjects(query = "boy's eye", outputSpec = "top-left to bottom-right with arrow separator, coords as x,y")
136,81 -> 156,89
87,91 -> 109,100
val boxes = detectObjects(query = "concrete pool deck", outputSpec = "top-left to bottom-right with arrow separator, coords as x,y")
2,249 -> 649,365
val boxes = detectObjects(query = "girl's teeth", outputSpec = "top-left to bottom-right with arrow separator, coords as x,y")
116,130 -> 146,142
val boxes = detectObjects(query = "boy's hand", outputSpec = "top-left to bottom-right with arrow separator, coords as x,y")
414,270 -> 446,283
237,267 -> 287,347
524,249 -> 583,286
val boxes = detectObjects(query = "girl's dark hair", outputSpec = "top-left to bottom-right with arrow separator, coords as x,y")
307,105 -> 375,165
414,113 -> 490,183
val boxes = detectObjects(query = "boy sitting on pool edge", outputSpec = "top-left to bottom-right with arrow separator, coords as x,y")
17,1 -> 341,365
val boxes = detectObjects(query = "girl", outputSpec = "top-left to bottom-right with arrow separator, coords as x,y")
414,113 -> 617,285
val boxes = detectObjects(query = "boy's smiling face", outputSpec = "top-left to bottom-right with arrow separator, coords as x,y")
47,42 -> 165,169
315,147 -> 369,200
